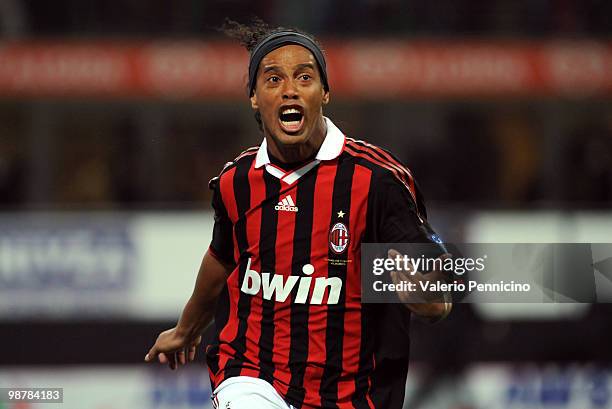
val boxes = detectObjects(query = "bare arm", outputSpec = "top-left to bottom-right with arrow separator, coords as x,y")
144,249 -> 234,369
388,249 -> 453,323
175,249 -> 233,340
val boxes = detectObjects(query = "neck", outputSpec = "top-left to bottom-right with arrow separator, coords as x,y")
265,117 -> 327,164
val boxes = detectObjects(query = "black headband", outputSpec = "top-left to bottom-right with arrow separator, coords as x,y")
248,31 -> 329,96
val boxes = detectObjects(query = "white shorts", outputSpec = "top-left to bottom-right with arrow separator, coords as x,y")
211,376 -> 296,409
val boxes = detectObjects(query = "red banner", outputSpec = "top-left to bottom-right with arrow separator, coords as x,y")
0,40 -> 609,98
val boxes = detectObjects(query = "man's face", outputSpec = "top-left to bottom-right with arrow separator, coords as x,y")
250,44 -> 330,146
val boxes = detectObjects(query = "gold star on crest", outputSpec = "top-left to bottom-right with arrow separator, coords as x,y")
337,210 -> 345,218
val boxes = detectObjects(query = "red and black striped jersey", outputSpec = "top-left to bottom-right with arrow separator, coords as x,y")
206,117 -> 445,409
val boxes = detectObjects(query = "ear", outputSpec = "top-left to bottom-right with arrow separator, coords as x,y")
322,90 -> 330,105
250,94 -> 258,110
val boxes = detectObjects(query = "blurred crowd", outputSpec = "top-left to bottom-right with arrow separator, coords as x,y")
0,0 -> 610,209
0,0 -> 609,38
1,101 -> 611,209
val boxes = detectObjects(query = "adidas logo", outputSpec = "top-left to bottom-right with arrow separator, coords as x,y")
275,195 -> 298,212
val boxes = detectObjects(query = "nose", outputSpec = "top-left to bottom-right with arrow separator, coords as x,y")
282,79 -> 299,100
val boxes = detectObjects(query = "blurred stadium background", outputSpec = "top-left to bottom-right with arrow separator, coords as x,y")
0,1 -> 611,408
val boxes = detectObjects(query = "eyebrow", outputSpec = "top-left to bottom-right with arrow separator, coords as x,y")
262,65 -> 280,73
294,63 -> 316,71
261,62 -> 316,74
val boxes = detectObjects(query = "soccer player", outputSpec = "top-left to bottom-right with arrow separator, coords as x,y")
145,19 -> 451,409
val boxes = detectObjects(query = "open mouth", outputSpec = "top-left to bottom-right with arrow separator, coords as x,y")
278,106 -> 305,134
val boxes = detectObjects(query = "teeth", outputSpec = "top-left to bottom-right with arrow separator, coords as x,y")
282,108 -> 301,115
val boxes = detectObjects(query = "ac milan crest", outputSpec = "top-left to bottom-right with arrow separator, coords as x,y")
329,222 -> 350,254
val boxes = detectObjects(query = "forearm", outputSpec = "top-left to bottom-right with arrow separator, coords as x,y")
406,299 -> 452,322
405,268 -> 453,320
175,296 -> 216,340
175,249 -> 233,340
387,251 -> 453,321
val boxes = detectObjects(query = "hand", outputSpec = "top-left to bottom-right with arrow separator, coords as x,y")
387,249 -> 452,321
144,327 -> 202,370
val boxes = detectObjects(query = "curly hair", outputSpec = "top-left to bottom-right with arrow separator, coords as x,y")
220,17 -> 323,54
219,17 -> 275,53
219,18 -> 324,132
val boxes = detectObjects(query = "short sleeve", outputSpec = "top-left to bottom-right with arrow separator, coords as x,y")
367,172 -> 447,259
208,177 -> 235,265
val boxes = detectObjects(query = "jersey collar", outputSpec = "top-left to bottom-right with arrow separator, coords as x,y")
254,117 -> 345,169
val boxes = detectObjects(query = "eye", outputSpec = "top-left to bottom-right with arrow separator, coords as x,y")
299,74 -> 312,81
267,75 -> 281,83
